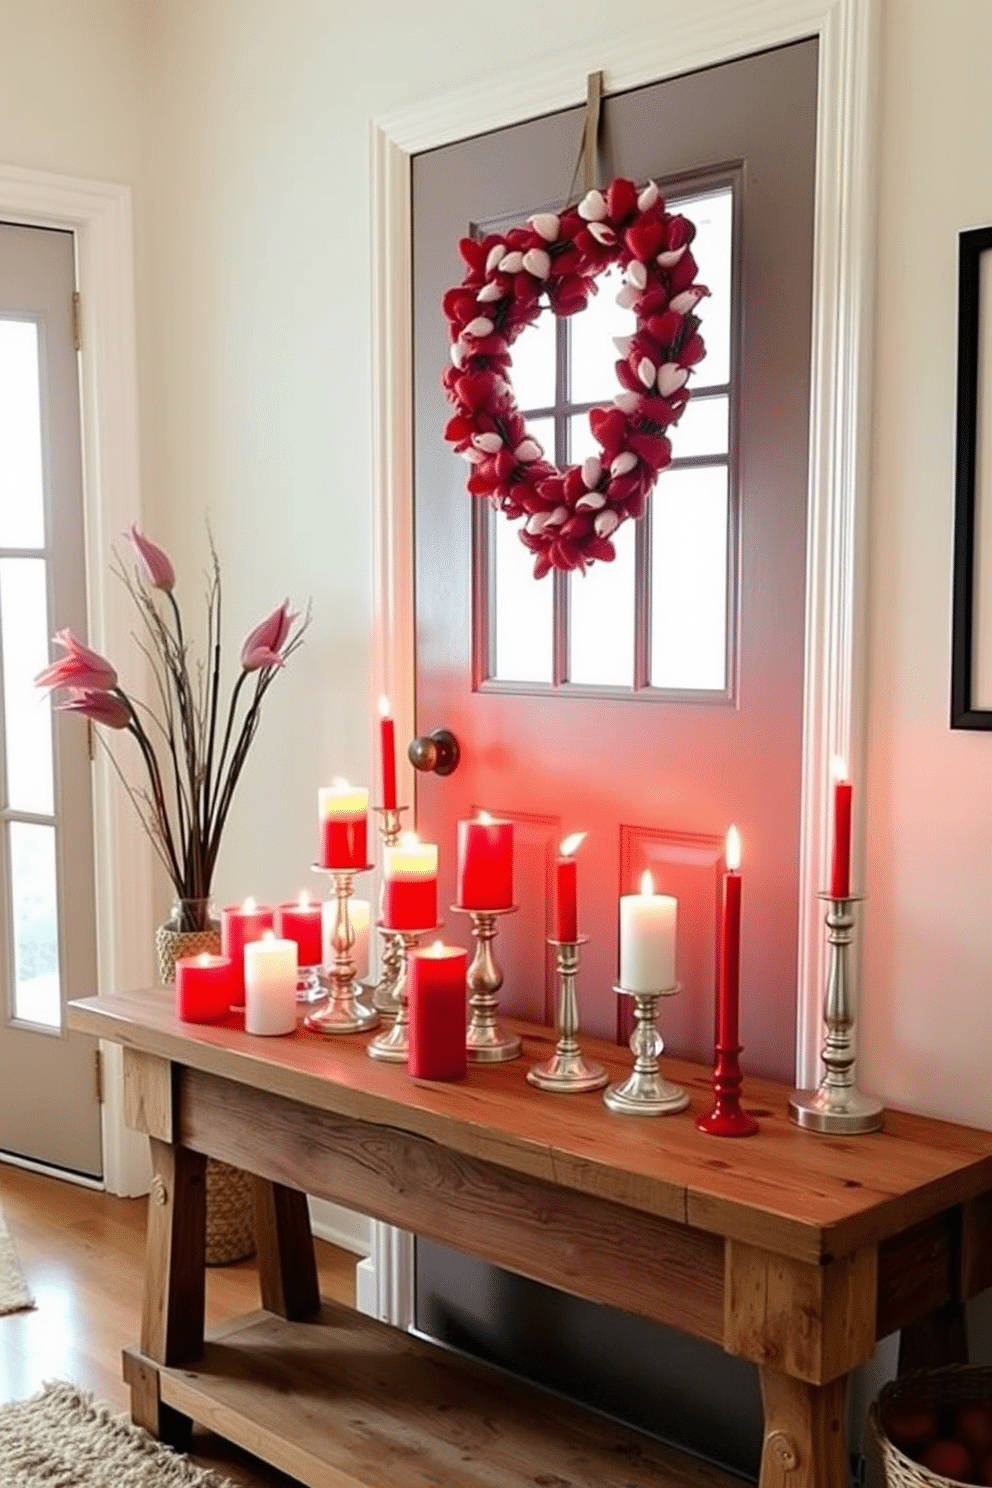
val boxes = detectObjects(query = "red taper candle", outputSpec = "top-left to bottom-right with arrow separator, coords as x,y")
378,696 -> 397,811
717,826 -> 742,1051
830,760 -> 852,899
555,831 -> 587,941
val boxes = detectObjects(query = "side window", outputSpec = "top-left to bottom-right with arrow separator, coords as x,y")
480,178 -> 737,697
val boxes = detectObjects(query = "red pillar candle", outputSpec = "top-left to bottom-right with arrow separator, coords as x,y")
318,780 -> 369,869
221,897 -> 274,1000
555,831 -> 587,941
717,826 -> 742,1050
408,941 -> 468,1080
276,892 -> 323,967
456,812 -> 513,910
830,759 -> 853,899
378,696 -> 397,811
175,953 -> 234,1023
383,833 -> 438,930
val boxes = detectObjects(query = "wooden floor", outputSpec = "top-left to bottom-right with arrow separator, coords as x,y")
0,1162 -> 359,1486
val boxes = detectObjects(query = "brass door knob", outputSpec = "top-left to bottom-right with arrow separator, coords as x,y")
408,728 -> 460,777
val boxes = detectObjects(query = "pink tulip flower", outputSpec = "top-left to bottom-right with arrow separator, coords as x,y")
240,599 -> 295,671
57,688 -> 130,730
126,525 -> 175,591
35,629 -> 117,693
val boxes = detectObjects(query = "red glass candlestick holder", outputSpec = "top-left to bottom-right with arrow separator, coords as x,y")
696,1044 -> 759,1136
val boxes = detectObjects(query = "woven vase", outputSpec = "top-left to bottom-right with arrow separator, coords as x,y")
156,899 -> 256,1266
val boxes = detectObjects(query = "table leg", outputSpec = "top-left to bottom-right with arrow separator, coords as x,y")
128,1137 -> 206,1442
252,1176 -> 320,1319
759,1368 -> 848,1488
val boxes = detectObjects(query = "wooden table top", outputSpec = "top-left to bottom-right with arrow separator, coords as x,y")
69,989 -> 992,1265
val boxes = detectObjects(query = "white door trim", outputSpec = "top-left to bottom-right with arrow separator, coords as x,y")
369,0 -> 880,1324
0,163 -> 153,1196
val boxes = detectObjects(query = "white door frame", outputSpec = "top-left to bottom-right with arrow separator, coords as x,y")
0,163 -> 153,1196
368,0 -> 881,1323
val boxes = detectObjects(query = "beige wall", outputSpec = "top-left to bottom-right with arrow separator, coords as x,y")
1,0 -> 990,1130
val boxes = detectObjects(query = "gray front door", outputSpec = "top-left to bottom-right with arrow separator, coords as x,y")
411,42 -> 818,1476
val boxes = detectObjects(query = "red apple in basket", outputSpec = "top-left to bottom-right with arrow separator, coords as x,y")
881,1400 -> 939,1452
958,1403 -> 992,1457
919,1438 -> 975,1482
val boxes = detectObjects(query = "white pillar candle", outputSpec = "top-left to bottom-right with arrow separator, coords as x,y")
619,870 -> 677,991
322,896 -> 370,980
244,931 -> 298,1035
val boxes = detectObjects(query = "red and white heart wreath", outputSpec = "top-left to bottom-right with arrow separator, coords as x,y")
441,177 -> 708,578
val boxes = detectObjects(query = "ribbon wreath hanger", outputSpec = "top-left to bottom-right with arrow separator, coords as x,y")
441,73 -> 709,577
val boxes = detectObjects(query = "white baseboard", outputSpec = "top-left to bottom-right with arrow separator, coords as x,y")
307,1196 -> 373,1257
356,1254 -> 376,1317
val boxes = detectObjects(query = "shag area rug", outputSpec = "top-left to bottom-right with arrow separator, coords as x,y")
0,1193 -> 33,1315
0,1384 -> 235,1486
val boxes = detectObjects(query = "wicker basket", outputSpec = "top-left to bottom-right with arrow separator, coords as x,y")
155,907 -> 256,1267
866,1366 -> 992,1487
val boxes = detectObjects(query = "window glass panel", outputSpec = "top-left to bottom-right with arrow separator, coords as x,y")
1,558 -> 54,815
650,465 -> 729,691
671,187 -> 732,388
569,517 -> 636,686
0,320 -> 46,549
669,394 -> 729,460
568,414 -> 599,468
9,820 -> 61,1028
570,265 -> 635,405
493,511 -> 553,683
509,305 -> 556,414
523,415 -> 554,466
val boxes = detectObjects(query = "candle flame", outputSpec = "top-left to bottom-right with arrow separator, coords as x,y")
378,694 -> 392,719
831,754 -> 848,782
331,775 -> 351,789
726,825 -> 742,870
560,831 -> 587,858
197,953 -> 212,966
241,895 -> 257,912
478,809 -> 492,824
262,928 -> 275,942
427,939 -> 446,956
297,890 -> 311,909
639,869 -> 655,896
399,830 -> 420,849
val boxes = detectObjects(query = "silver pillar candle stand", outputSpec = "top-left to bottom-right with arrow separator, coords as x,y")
304,866 -> 379,1035
603,983 -> 689,1116
367,922 -> 439,1062
527,936 -> 606,1093
371,805 -> 407,1013
789,893 -> 883,1134
295,964 -> 325,1005
452,904 -> 521,1063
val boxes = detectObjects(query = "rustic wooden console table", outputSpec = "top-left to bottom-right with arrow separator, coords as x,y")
68,989 -> 992,1488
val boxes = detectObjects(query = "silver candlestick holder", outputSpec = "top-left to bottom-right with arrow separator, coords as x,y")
603,983 -> 689,1116
452,904 -> 521,1063
528,936 -> 607,1093
367,920 -> 440,1062
789,893 -> 883,1134
305,866 -> 379,1035
371,805 -> 407,1013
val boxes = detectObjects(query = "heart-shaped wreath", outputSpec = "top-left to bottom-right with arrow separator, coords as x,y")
441,177 -> 708,578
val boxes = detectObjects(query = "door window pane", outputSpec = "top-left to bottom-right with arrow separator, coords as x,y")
0,320 -> 46,549
509,306 -> 556,413
669,395 -> 729,460
651,465 -> 729,691
672,187 -> 733,388
570,264 -> 636,405
493,511 -> 553,683
1,558 -> 55,815
569,517 -> 636,686
9,820 -> 61,1029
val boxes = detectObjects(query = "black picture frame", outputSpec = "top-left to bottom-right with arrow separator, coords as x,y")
951,225 -> 992,728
